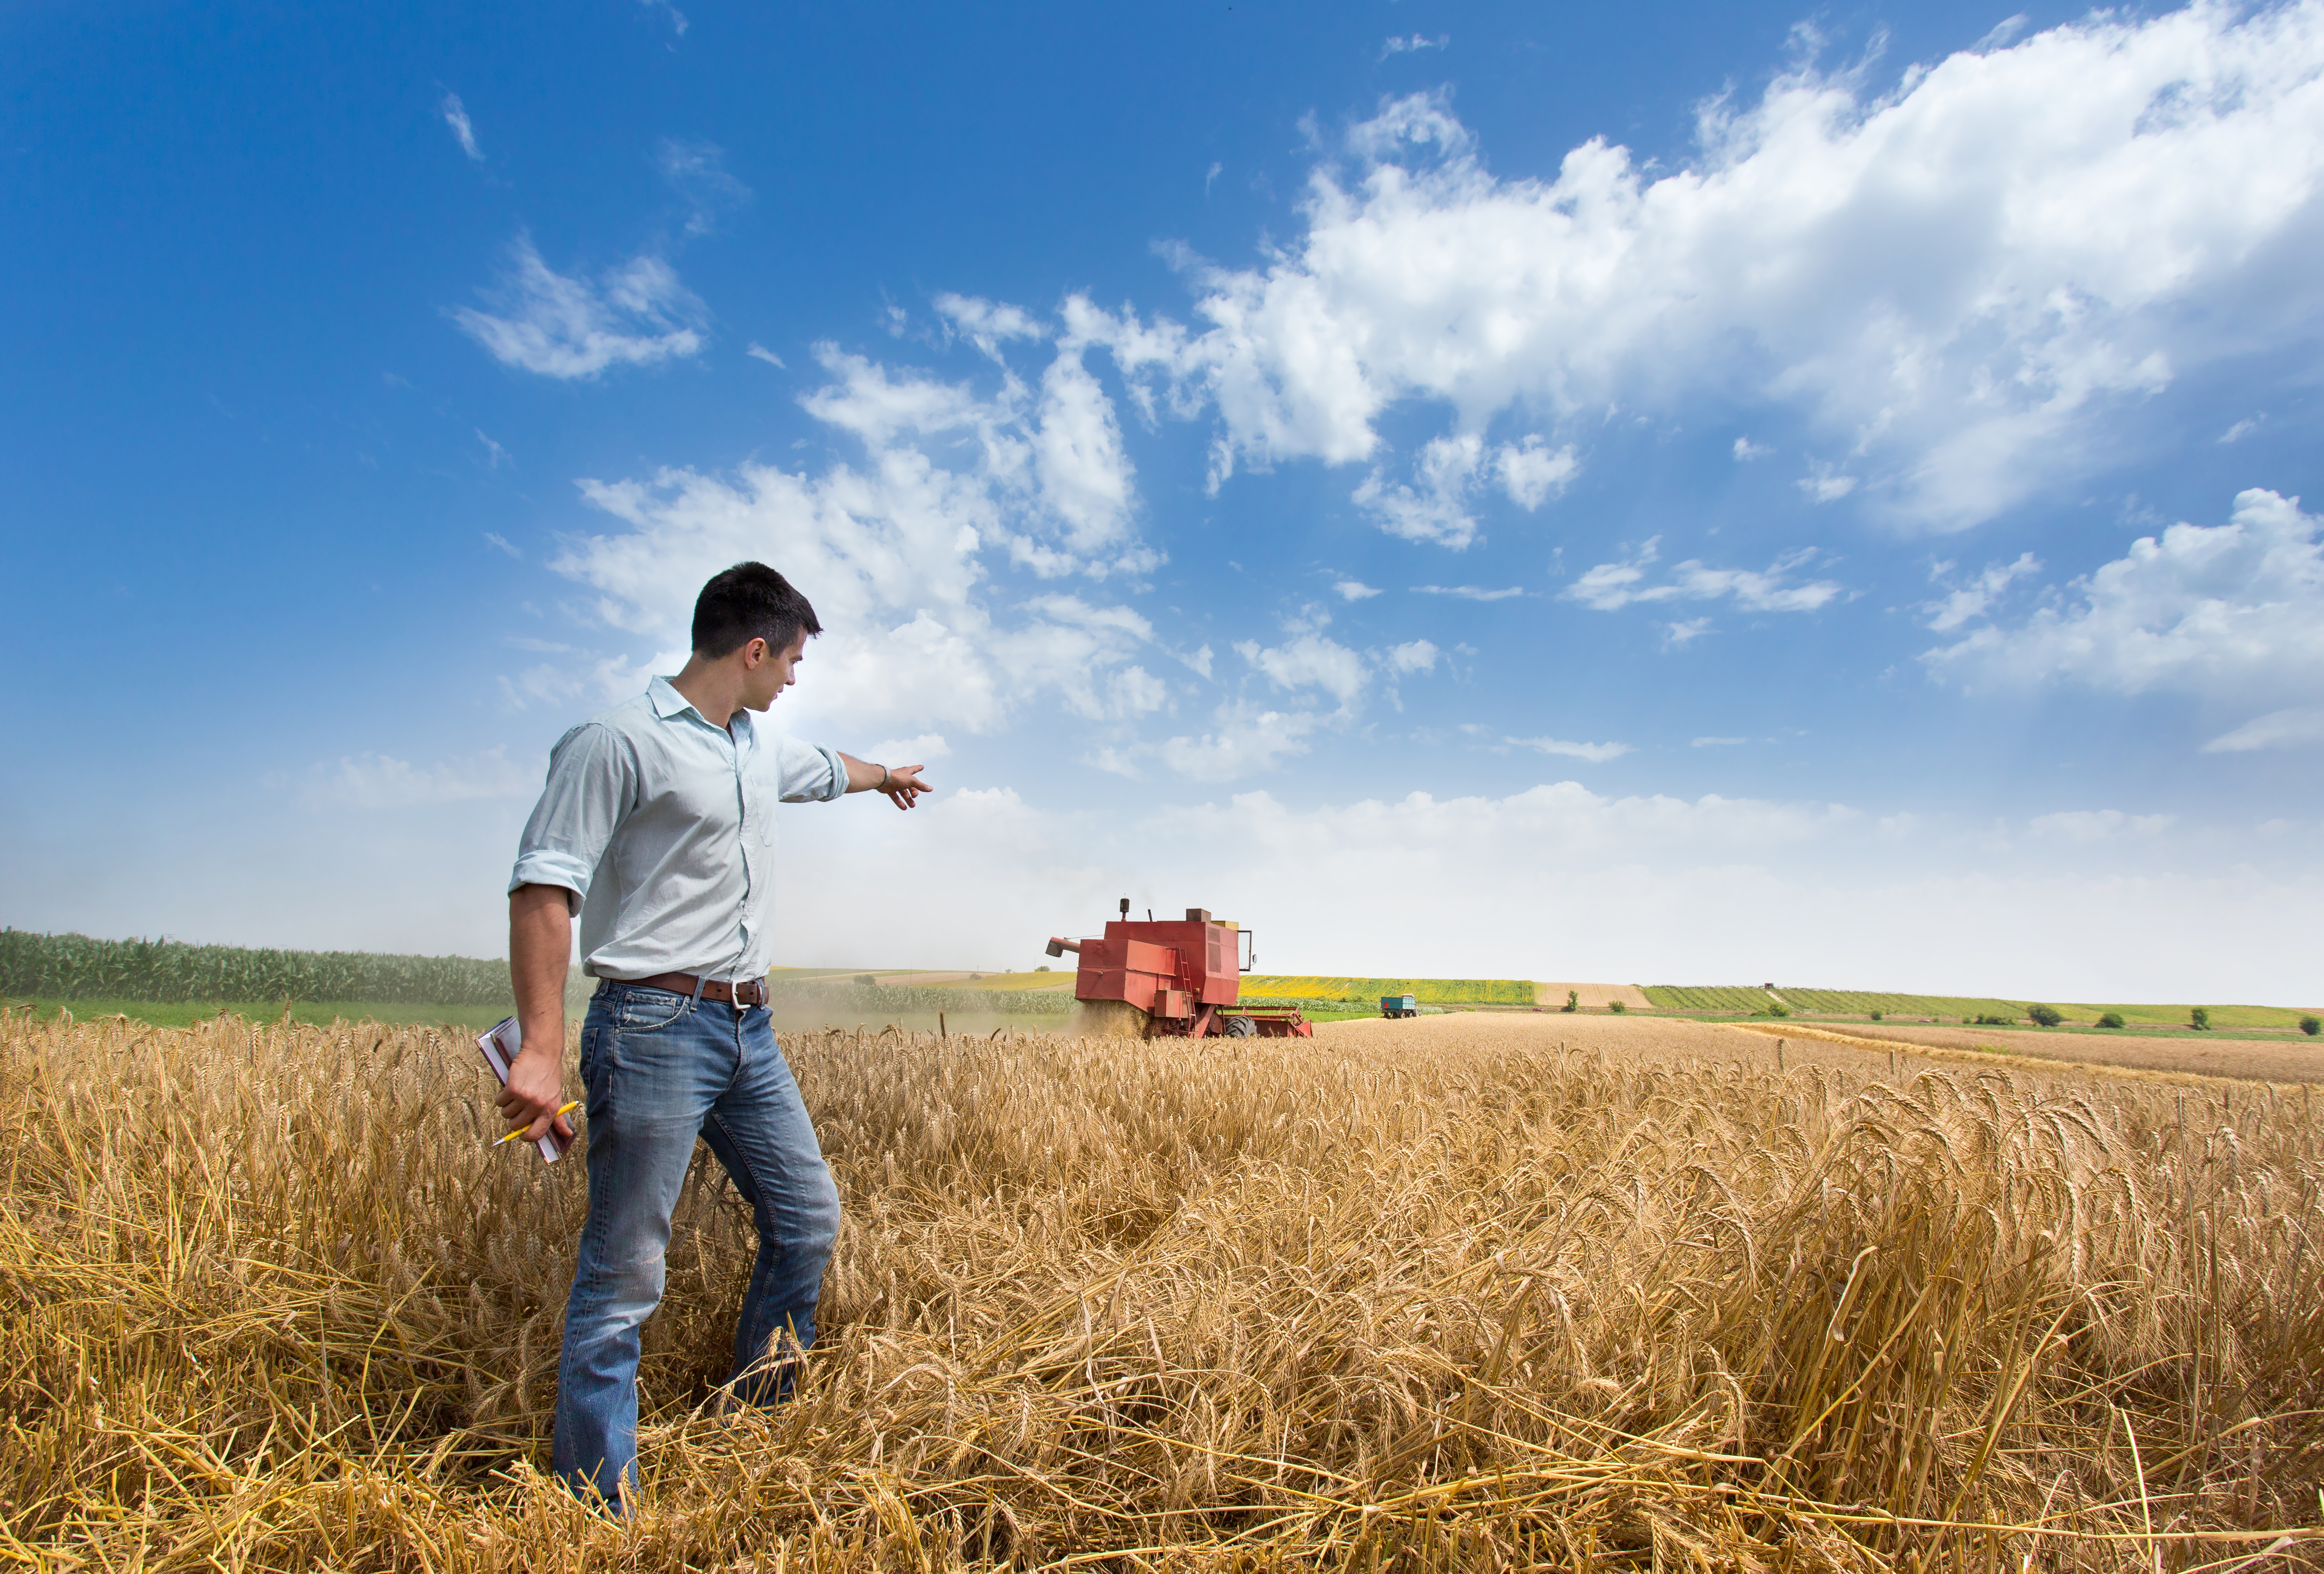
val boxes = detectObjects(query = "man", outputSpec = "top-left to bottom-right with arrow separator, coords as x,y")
498,561 -> 930,1510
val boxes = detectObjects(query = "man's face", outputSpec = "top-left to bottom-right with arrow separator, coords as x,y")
740,634 -> 808,710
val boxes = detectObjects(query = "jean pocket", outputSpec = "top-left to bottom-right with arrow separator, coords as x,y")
617,988 -> 693,1033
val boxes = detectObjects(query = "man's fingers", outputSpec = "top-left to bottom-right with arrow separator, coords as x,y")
552,1114 -> 575,1142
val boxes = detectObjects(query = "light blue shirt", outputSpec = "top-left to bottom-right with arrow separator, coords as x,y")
509,677 -> 847,983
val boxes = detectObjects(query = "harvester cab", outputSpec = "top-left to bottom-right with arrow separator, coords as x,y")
1045,900 -> 1311,1038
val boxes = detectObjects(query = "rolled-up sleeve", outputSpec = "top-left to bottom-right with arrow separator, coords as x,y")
509,722 -> 636,902
774,735 -> 848,803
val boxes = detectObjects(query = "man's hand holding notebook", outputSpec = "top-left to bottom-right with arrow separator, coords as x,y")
477,1017 -> 577,1161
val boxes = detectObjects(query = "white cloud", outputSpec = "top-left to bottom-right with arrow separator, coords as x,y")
637,0 -> 687,35
935,294 -> 1047,360
301,747 -> 533,811
1507,735 -> 1632,763
483,532 -> 521,558
439,93 -> 482,161
1413,584 -> 1524,601
2028,808 -> 2175,842
1333,579 -> 1384,601
1926,488 -> 2324,700
1076,6 -> 2324,530
1235,630 -> 1368,706
1350,431 -> 1576,546
1661,617 -> 1713,649
1565,537 -> 1843,613
2202,705 -> 2324,752
475,429 -> 511,468
1032,350 -> 1140,557
1732,436 -> 1772,460
1924,550 -> 2041,631
1352,432 -> 1485,545
450,236 -> 705,380
1495,436 -> 1579,508
746,342 -> 787,368
1159,706 -> 1320,781
1797,464 -> 1858,503
1382,34 -> 1449,58
1385,639 -> 1440,674
1693,735 -> 1747,746
547,343 -> 1166,740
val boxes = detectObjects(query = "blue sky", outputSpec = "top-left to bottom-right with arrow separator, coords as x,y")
5,0 -> 2321,1001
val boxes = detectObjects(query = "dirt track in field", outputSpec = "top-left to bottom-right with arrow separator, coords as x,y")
1319,1008 -> 2324,1086
1760,1018 -> 2324,1084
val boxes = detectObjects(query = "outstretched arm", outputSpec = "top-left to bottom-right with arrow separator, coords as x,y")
837,753 -> 932,811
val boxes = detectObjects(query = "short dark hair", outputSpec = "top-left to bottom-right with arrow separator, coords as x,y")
691,563 -> 823,657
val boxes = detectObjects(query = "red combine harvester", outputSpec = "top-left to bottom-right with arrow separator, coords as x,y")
1047,900 -> 1312,1038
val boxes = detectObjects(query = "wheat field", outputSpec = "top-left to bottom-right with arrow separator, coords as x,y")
5,1006 -> 2320,1571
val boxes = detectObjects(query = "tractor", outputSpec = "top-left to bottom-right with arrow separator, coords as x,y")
1047,900 -> 1311,1038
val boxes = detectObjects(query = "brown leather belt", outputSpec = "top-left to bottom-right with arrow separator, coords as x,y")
611,972 -> 769,1007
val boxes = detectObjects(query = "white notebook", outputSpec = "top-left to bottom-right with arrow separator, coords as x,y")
477,1017 -> 575,1162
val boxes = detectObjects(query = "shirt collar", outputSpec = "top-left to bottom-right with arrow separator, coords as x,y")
648,675 -> 757,745
647,676 -> 696,720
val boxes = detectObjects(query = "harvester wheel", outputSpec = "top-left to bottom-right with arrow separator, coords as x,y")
1225,1014 -> 1257,1037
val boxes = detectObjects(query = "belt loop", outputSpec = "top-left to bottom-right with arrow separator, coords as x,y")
689,973 -> 708,1010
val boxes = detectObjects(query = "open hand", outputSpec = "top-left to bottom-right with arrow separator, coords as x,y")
880,764 -> 931,810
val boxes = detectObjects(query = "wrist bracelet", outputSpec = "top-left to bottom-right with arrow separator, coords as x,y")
878,763 -> 890,789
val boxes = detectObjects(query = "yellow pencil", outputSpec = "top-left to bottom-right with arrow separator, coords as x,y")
495,1101 -> 582,1146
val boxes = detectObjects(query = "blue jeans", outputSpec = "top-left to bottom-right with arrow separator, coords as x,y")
551,981 -> 841,1508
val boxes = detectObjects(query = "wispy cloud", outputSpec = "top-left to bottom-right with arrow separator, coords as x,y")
637,0 -> 688,36
934,293 -> 1046,360
1565,539 -> 1842,614
1923,551 -> 2040,631
482,532 -> 521,559
2027,808 -> 2175,842
656,139 -> 750,237
1414,584 -> 1524,602
299,747 -> 534,810
439,92 -> 482,161
2219,416 -> 2263,444
450,235 -> 706,380
1333,580 -> 1383,601
746,342 -> 787,369
1661,617 -> 1713,650
474,429 -> 511,468
1797,462 -> 1858,502
1693,736 -> 1747,747
2202,707 -> 2324,754
1506,736 -> 1632,763
1382,33 -> 1449,58
1732,436 -> 1771,461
